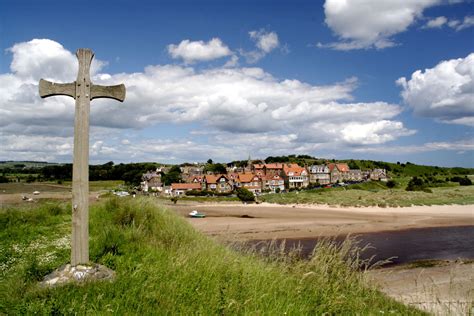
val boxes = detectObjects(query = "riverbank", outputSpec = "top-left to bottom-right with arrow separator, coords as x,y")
368,261 -> 473,315
168,202 -> 474,241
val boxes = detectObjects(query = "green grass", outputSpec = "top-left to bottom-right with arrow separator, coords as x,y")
0,198 -> 424,314
260,182 -> 474,207
0,180 -> 124,195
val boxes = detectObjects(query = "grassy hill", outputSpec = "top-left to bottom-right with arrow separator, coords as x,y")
0,198 -> 424,314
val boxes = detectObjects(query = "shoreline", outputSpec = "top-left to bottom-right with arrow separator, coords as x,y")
167,202 -> 474,241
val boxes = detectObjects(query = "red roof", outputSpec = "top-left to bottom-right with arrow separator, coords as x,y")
328,163 -> 350,172
262,174 -> 283,181
204,174 -> 229,184
283,163 -> 307,176
171,183 -> 201,190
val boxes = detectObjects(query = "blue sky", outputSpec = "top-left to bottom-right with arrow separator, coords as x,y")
1,0 -> 473,167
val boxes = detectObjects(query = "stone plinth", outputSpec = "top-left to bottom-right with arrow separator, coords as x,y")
40,263 -> 115,287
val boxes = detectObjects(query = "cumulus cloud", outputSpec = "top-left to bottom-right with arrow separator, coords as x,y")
1,38 -> 414,163
167,38 -> 232,64
320,0 -> 441,50
397,53 -> 474,126
242,29 -> 280,63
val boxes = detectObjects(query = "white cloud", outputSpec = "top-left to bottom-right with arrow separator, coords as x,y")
1,38 -> 414,163
453,15 -> 474,31
424,16 -> 448,28
242,29 -> 280,63
321,0 -> 441,50
167,38 -> 232,64
352,139 -> 474,154
424,15 -> 474,31
249,30 -> 279,53
397,53 -> 474,126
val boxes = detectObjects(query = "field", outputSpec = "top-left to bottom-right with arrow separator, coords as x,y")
0,198 -> 423,315
260,181 -> 474,207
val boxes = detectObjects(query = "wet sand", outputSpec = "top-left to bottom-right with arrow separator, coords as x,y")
169,202 -> 474,241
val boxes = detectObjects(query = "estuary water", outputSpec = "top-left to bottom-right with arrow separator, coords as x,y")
248,225 -> 474,266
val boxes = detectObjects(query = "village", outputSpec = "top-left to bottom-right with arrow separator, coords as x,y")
141,160 -> 388,197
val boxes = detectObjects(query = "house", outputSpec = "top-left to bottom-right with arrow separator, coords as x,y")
347,169 -> 363,182
202,174 -> 233,193
309,165 -> 330,185
171,183 -> 201,196
327,163 -> 350,183
187,175 -> 204,183
252,163 -> 284,176
234,173 -> 263,194
282,163 -> 309,189
370,169 -> 388,181
140,171 -> 163,192
181,165 -> 204,178
262,174 -> 285,193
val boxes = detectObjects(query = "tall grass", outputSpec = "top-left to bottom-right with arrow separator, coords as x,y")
0,198 -> 425,314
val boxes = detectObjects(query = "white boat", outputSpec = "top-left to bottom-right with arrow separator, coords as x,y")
189,210 -> 206,218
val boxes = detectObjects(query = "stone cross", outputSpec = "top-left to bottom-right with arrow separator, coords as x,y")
39,49 -> 125,266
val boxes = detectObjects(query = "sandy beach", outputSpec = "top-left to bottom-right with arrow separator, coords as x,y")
169,202 -> 474,240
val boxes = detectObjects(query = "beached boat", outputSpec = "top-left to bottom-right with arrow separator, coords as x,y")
189,210 -> 206,218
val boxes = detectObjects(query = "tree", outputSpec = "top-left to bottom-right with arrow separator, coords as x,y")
203,163 -> 227,174
162,166 -> 182,185
348,160 -> 359,170
236,188 -> 255,203
207,159 -> 213,164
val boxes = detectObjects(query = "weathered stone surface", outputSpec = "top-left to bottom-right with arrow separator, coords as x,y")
40,264 -> 115,287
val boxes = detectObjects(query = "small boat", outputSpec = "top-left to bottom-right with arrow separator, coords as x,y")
33,191 -> 40,195
189,210 -> 206,218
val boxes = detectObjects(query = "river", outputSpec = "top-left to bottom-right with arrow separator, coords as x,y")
247,225 -> 474,267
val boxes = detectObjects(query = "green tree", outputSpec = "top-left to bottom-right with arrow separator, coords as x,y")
162,165 -> 182,185
236,188 -> 255,203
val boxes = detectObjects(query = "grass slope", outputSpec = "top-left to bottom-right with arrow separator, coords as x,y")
0,198 -> 424,314
261,182 -> 474,207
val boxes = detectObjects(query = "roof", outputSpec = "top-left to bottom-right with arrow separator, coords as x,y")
237,173 -> 260,183
283,163 -> 307,176
262,174 -> 283,181
327,163 -> 350,172
253,163 -> 284,170
204,174 -> 228,184
171,183 -> 201,190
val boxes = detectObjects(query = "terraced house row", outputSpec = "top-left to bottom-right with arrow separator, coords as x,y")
141,162 -> 388,196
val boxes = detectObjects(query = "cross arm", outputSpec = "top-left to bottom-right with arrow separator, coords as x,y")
91,84 -> 126,102
38,79 -> 76,99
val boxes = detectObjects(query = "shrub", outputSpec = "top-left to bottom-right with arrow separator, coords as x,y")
236,187 -> 255,202
458,177 -> 472,186
385,180 -> 396,189
406,176 -> 425,191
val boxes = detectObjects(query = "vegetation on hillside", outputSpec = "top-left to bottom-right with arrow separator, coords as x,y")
260,180 -> 474,207
0,198 -> 423,314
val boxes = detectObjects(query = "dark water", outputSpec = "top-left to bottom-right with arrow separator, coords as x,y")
247,226 -> 474,267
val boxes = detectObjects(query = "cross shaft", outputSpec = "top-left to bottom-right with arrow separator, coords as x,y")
39,48 -> 125,266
